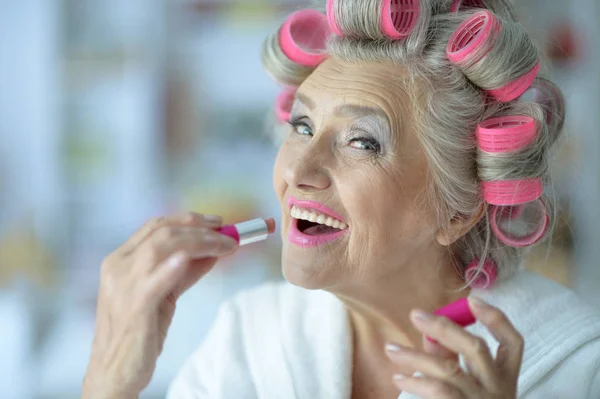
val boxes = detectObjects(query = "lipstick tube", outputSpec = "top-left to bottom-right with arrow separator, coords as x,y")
217,218 -> 276,246
433,298 -> 476,327
427,298 -> 476,343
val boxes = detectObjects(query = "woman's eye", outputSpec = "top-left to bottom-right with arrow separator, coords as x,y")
291,122 -> 313,136
349,138 -> 381,153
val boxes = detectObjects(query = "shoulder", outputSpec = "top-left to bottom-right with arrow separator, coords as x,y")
474,270 -> 600,337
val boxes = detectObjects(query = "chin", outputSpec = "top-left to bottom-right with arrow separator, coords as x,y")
280,247 -> 338,290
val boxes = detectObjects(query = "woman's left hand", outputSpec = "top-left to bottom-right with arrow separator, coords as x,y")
385,297 -> 524,399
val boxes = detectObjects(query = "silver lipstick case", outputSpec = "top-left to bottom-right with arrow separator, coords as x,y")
235,218 -> 269,246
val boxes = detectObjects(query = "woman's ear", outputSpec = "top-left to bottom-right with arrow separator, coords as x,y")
436,204 -> 486,246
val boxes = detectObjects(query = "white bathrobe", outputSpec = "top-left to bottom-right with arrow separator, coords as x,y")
167,270 -> 600,398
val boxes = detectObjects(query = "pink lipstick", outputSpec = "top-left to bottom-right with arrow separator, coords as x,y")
426,298 -> 476,343
287,196 -> 349,248
433,298 -> 476,327
217,218 -> 276,246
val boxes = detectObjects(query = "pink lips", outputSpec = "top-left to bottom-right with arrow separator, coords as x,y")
287,196 -> 349,248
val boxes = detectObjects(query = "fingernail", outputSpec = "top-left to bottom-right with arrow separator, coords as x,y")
384,343 -> 402,354
412,309 -> 433,323
222,237 -> 238,250
203,214 -> 222,223
469,297 -> 490,309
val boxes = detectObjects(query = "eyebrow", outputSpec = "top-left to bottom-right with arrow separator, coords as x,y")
295,93 -> 389,123
333,104 -> 389,123
295,92 -> 315,110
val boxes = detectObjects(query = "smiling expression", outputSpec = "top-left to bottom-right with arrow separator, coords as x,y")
273,57 -> 442,290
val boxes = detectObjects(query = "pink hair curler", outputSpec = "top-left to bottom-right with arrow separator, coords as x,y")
487,63 -> 540,102
275,88 -> 296,123
482,179 -> 543,206
519,77 -> 566,131
426,297 -> 476,342
446,10 -> 500,65
381,0 -> 420,39
327,0 -> 420,39
326,0 -> 343,36
490,200 -> 549,247
464,259 -> 497,289
450,0 -> 486,13
495,204 -> 525,220
476,115 -> 537,153
279,9 -> 331,67
447,10 -> 539,102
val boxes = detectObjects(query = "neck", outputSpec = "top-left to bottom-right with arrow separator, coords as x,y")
332,250 -> 469,352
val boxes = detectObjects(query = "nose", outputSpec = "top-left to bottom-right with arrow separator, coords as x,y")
283,147 -> 331,193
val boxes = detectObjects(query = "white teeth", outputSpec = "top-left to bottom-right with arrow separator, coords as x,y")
290,205 -> 347,230
291,207 -> 299,218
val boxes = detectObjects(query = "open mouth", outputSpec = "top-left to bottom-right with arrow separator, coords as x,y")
291,205 -> 348,236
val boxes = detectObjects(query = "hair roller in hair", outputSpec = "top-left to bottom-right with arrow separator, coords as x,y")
275,88 -> 296,123
450,0 -> 486,13
490,199 -> 549,247
279,9 -> 331,67
326,0 -> 343,36
494,204 -> 525,221
486,64 -> 540,102
482,179 -> 543,206
327,0 -> 420,40
447,10 -> 500,65
476,115 -> 537,153
464,259 -> 497,289
519,77 -> 566,134
477,114 -> 546,230
446,10 -> 540,102
262,9 -> 330,86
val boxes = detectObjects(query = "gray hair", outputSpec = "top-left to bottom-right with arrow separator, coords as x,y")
262,0 -> 565,284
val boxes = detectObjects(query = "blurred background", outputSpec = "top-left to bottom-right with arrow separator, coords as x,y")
0,0 -> 598,397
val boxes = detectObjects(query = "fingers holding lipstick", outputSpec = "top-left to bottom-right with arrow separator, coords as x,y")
409,309 -> 499,391
385,300 -> 522,399
422,334 -> 458,359
133,227 -> 238,274
468,297 -> 524,382
385,343 -> 479,394
116,212 -> 223,257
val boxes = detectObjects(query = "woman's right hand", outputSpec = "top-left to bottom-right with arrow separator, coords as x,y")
82,212 -> 238,399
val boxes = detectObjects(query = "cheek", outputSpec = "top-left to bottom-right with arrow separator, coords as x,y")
339,166 -> 391,237
273,142 -> 291,200
344,162 -> 432,242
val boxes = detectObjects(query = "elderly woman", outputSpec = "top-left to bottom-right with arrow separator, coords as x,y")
82,1 -> 600,398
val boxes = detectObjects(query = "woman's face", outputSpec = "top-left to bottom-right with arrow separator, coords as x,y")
273,57 -> 442,290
